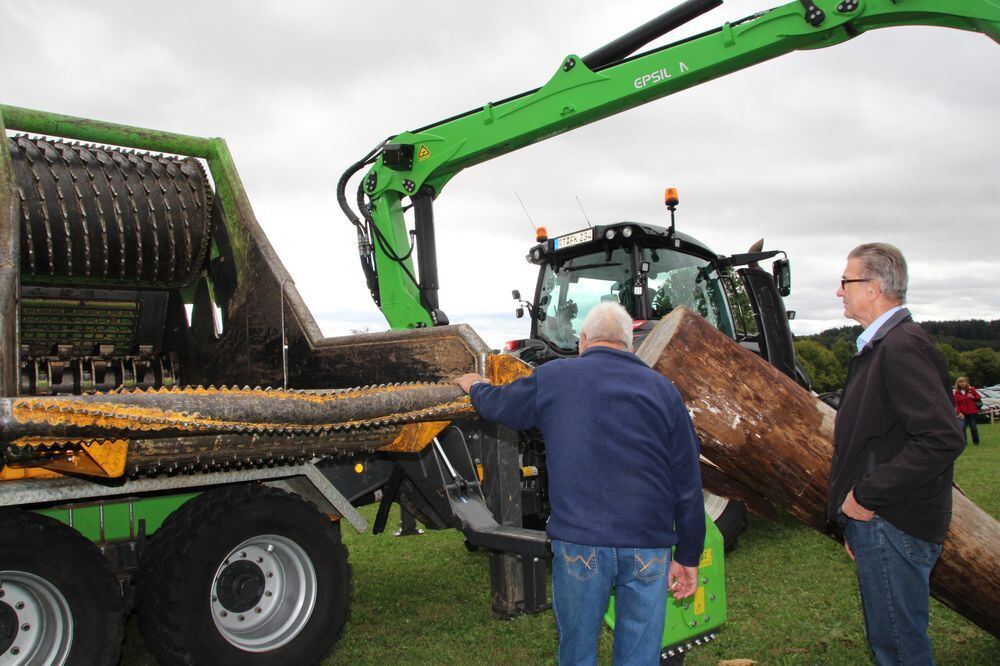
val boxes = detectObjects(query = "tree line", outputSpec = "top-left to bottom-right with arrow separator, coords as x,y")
794,319 -> 1000,393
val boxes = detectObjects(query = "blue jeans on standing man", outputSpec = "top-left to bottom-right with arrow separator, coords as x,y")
551,539 -> 669,666
845,516 -> 942,665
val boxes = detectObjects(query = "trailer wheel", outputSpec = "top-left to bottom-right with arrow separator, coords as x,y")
703,492 -> 748,553
0,510 -> 123,666
137,484 -> 351,665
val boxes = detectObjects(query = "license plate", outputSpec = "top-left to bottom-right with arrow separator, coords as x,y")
554,228 -> 593,250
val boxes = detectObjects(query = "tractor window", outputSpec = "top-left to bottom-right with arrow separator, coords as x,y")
642,249 -> 735,337
537,246 -> 634,351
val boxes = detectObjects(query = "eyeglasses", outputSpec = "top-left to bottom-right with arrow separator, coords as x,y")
840,278 -> 871,289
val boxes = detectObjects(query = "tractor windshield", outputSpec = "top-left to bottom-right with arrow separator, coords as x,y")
642,247 -> 735,337
536,244 -> 734,351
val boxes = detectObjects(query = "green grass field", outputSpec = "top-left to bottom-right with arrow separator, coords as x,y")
121,423 -> 1000,664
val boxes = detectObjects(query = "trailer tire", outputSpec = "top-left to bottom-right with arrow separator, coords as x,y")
0,509 -> 123,666
704,492 -> 748,553
137,484 -> 351,666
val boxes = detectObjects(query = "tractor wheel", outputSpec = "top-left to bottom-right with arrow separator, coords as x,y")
0,509 -> 123,665
703,492 -> 748,553
137,484 -> 351,665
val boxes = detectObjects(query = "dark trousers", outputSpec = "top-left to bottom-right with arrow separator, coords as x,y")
962,413 -> 980,444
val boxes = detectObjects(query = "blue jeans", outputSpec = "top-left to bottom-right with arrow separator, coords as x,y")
551,539 -> 669,666
845,516 -> 942,665
963,414 -> 980,444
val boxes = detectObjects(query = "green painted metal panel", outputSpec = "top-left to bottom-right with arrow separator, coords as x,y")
0,105 -> 215,158
36,493 -> 198,544
604,512 -> 727,652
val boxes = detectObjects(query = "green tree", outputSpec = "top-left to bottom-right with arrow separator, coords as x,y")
830,338 -> 854,371
794,340 -> 844,392
936,343 -> 963,382
959,348 -> 1000,387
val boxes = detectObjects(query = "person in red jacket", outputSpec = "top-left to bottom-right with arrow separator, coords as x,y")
954,376 -> 982,445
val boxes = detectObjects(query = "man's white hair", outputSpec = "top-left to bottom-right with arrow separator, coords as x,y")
580,302 -> 633,350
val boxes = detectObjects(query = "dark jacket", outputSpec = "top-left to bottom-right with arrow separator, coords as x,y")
828,308 -> 965,543
469,346 -> 706,566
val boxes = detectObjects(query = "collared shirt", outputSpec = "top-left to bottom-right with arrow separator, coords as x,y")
856,305 -> 905,352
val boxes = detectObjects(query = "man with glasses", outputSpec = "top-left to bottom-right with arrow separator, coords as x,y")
828,243 -> 964,665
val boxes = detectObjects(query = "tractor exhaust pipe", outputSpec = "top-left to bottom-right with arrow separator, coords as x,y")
582,0 -> 723,71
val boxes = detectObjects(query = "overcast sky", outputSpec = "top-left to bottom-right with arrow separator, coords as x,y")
4,1 -> 998,348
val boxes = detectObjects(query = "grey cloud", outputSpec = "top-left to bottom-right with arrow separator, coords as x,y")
3,1 -> 996,343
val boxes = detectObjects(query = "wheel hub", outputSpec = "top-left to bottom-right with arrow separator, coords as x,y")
0,571 -> 73,665
215,561 -> 265,613
0,600 -> 17,655
210,535 -> 318,653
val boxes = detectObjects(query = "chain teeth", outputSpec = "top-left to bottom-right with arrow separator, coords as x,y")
6,383 -> 471,442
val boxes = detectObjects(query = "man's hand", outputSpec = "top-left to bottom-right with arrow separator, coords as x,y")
453,373 -> 485,394
668,560 -> 698,600
841,488 -> 875,522
844,540 -> 855,561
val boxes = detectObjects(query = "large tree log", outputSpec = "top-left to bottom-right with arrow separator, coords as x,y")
636,307 -> 1000,637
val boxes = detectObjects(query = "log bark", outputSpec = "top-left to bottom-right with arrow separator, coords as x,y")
636,307 -> 1000,637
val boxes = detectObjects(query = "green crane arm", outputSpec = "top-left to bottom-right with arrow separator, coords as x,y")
341,0 -> 1000,330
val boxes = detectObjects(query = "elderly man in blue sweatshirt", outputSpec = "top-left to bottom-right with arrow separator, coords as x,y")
455,302 -> 704,665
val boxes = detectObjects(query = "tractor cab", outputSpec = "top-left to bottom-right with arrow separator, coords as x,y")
508,193 -> 800,384
515,223 -> 735,357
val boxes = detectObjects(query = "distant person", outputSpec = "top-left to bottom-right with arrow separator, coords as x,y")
828,243 -> 965,666
954,376 -> 982,445
454,302 -> 704,665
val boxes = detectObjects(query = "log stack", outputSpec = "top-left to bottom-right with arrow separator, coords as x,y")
636,307 -> 999,637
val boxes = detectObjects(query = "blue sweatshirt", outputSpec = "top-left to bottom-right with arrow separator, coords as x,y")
470,346 -> 705,566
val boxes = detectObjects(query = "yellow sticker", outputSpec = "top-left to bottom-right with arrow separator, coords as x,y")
694,586 -> 705,614
699,548 -> 713,568
417,145 -> 431,161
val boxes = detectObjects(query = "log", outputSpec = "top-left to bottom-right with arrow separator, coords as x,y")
636,307 -> 1000,637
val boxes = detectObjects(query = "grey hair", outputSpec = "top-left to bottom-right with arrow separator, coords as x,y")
848,243 -> 908,302
580,302 -> 633,349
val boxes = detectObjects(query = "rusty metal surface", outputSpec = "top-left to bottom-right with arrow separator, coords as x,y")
184,164 -> 490,389
0,382 -> 475,478
0,113 -> 19,398
1,382 -> 471,440
379,421 -> 450,453
486,353 -> 532,385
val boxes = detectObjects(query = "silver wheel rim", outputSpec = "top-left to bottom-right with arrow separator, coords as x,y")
703,491 -> 730,522
210,534 -> 317,652
0,571 -> 73,666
